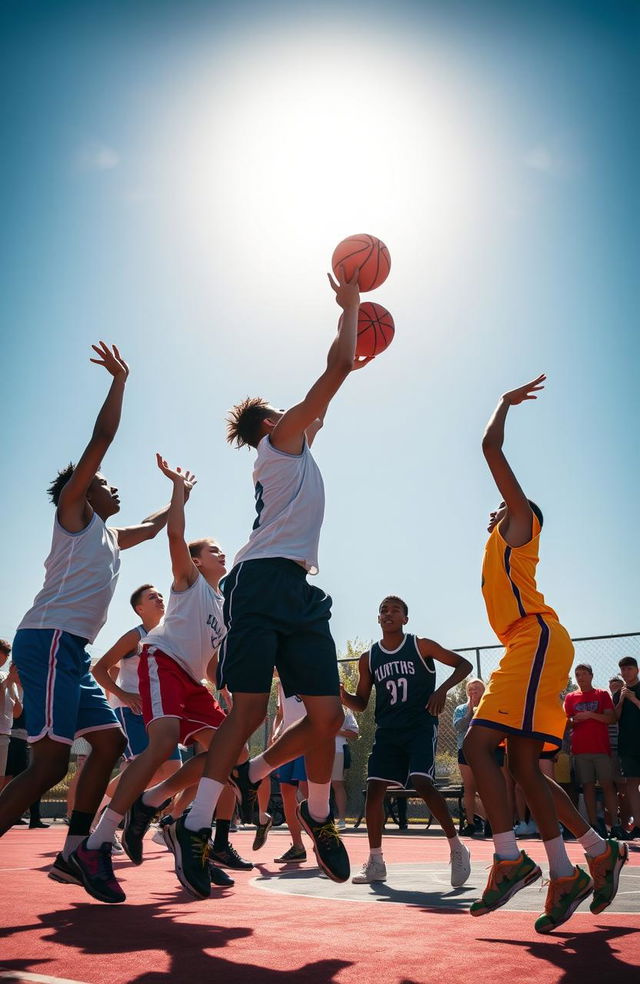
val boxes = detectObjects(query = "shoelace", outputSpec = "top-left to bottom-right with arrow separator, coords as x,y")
314,820 -> 341,846
190,833 -> 210,869
97,844 -> 116,881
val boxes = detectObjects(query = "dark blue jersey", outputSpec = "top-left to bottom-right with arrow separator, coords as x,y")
369,634 -> 437,729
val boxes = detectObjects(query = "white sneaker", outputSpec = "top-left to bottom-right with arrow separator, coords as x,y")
450,840 -> 471,887
112,834 -> 125,854
352,857 -> 387,884
152,828 -> 166,845
514,821 -> 529,837
337,819 -> 347,831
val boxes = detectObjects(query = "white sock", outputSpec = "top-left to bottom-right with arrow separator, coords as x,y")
370,847 -> 383,859
447,834 -> 463,852
62,834 -> 84,861
307,781 -> 331,822
544,835 -> 575,879
142,786 -> 170,809
493,830 -> 520,861
578,827 -> 608,858
184,777 -> 224,832
86,808 -> 123,850
248,754 -> 272,783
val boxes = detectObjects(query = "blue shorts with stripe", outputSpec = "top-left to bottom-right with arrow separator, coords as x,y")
12,628 -> 121,745
114,706 -> 182,762
218,558 -> 339,698
367,723 -> 438,788
274,755 -> 307,786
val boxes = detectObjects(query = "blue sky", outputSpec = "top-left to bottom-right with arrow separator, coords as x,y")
1,0 -> 638,670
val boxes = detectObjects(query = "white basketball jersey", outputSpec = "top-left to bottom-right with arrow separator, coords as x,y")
233,435 -> 325,574
19,512 -> 121,644
144,574 -> 226,684
112,625 -> 146,705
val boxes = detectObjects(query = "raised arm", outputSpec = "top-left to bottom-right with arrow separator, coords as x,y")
482,374 -> 546,547
156,454 -> 199,591
418,639 -> 472,717
340,651 -> 374,713
57,342 -> 129,534
270,267 -> 362,454
92,628 -> 144,713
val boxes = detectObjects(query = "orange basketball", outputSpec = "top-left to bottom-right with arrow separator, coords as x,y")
342,302 -> 395,358
331,234 -> 391,292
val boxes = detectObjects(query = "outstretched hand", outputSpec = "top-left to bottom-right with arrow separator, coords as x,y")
90,341 -> 129,379
156,454 -> 197,494
328,264 -> 360,311
502,374 -> 546,406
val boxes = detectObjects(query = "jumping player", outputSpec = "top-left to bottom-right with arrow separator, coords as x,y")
173,266 -> 366,896
341,596 -> 473,886
463,374 -> 628,933
70,456 -> 237,902
0,344 -> 175,871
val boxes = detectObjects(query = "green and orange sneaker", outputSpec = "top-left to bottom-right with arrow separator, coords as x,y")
534,866 -> 593,934
470,851 -> 542,916
586,838 -> 629,914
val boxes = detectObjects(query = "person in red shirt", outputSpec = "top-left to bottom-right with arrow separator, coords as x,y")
564,665 -> 625,839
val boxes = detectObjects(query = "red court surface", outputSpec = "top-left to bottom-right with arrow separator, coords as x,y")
1,825 -> 638,984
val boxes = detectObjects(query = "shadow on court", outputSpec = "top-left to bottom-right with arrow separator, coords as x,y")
478,926 -> 639,983
0,899 -> 353,984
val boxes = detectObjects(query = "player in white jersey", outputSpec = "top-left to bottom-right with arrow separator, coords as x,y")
90,586 -> 182,806
176,265 -> 367,894
0,344 -> 177,870
70,456 -> 238,902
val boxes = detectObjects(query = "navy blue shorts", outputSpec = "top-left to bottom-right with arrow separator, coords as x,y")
114,706 -> 182,762
274,755 -> 307,786
218,559 -> 340,697
368,724 -> 437,788
12,628 -> 121,745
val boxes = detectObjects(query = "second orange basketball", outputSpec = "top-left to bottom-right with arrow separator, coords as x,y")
332,233 -> 391,292
355,302 -> 395,359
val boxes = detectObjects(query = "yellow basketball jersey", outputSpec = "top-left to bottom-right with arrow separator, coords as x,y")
481,514 -> 558,643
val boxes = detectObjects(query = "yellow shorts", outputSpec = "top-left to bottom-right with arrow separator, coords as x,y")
470,615 -> 573,748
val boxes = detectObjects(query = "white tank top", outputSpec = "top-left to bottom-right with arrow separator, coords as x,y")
277,680 -> 307,729
144,574 -> 226,684
19,512 -> 121,644
112,625 -> 146,705
233,436 -> 325,574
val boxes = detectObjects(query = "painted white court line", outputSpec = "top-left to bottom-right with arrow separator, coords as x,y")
0,973 -> 92,984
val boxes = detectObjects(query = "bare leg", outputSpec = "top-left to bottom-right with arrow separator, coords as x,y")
463,727 -> 513,834
507,737 -> 561,841
66,754 -> 87,816
411,774 -> 457,839
459,763 -> 484,825
263,696 -> 344,781
201,694 -> 269,783
73,728 -> 127,817
281,782 -> 305,849
332,779 -> 347,822
363,780 -> 389,850
0,737 -> 69,835
108,720 -> 179,816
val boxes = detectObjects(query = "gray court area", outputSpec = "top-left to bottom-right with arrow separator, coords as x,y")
251,861 -> 640,914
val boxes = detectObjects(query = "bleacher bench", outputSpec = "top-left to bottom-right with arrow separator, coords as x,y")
353,783 -> 464,832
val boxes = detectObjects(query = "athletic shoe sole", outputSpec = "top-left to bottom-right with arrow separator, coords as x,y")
535,876 -> 594,934
470,864 -> 542,916
48,858 -> 82,886
296,806 -> 349,884
590,842 -> 629,915
163,820 -> 210,901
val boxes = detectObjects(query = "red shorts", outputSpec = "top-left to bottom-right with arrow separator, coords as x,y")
138,646 -> 225,745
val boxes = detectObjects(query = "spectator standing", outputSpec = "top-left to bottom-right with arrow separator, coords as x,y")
564,664 -> 623,839
453,679 -> 487,835
332,704 -> 359,830
613,657 -> 640,839
1,642 -> 21,793
607,677 -> 629,831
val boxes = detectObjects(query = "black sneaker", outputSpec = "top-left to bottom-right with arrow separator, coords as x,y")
460,823 -> 477,837
164,815 -> 211,900
48,852 -> 82,885
610,825 -> 631,841
230,761 -> 260,824
252,814 -> 273,851
210,842 -> 254,870
483,820 -> 493,838
68,839 -> 126,904
122,795 -> 169,865
209,863 -> 235,887
297,800 -> 350,883
274,844 -> 307,864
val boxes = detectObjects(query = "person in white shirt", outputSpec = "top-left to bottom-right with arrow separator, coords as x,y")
179,266 -> 368,892
331,705 -> 359,830
0,642 -> 22,792
0,344 -> 175,866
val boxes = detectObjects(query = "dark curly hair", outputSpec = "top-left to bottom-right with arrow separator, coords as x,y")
226,397 -> 275,449
47,463 -> 75,506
